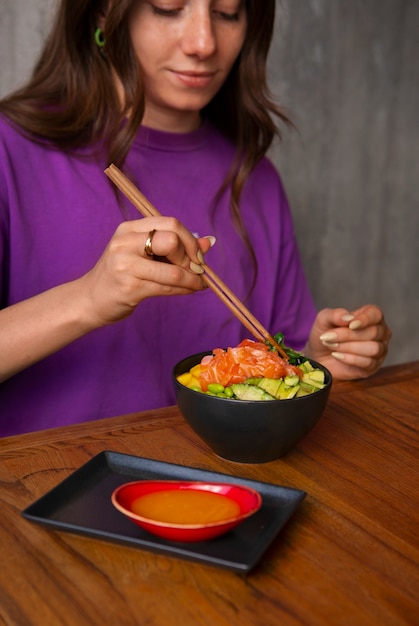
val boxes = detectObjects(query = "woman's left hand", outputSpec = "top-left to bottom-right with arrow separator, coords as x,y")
305,304 -> 392,379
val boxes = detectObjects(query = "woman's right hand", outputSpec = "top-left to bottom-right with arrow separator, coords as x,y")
0,217 -> 212,382
79,217 -> 211,327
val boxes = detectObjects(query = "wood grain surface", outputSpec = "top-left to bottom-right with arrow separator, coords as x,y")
1,361 -> 418,626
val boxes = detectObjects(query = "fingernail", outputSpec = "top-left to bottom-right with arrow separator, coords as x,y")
349,320 -> 362,330
322,341 -> 339,349
190,261 -> 204,274
197,250 -> 205,264
332,352 -> 345,361
342,314 -> 355,322
204,235 -> 217,247
320,332 -> 338,342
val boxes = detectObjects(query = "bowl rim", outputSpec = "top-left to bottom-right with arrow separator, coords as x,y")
111,480 -> 262,530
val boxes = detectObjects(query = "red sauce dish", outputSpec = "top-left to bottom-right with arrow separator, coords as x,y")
111,480 -> 262,542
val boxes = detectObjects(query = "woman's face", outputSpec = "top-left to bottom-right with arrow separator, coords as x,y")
128,0 -> 247,132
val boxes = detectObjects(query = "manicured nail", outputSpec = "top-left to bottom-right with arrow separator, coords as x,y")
197,250 -> 205,264
331,352 -> 345,361
322,341 -> 339,349
349,320 -> 362,330
190,261 -> 204,274
204,235 -> 217,247
342,314 -> 355,322
320,332 -> 338,342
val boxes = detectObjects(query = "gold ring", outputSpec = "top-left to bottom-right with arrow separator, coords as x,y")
144,229 -> 157,258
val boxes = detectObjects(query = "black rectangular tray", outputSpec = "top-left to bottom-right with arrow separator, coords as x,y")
22,451 -> 305,573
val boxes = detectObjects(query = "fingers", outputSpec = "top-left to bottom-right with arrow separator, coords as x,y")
119,218 -> 215,272
320,322 -> 388,349
107,231 -> 203,293
97,218 -> 216,306
83,218 -> 215,324
140,228 -> 194,268
330,337 -> 388,363
308,305 -> 392,379
315,305 -> 382,331
317,306 -> 389,342
343,304 -> 385,330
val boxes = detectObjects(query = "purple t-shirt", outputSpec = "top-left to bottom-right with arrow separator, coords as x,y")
0,116 -> 316,436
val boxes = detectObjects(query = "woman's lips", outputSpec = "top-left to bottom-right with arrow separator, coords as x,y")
172,70 -> 216,88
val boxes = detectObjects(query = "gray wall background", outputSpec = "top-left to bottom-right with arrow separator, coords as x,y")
0,0 -> 418,366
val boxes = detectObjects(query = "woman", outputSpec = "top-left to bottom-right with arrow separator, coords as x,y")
0,0 -> 391,437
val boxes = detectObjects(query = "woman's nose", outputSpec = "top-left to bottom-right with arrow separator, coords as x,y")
181,10 -> 217,58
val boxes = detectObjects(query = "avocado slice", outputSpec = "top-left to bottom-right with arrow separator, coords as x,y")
302,373 -> 325,389
257,378 -> 282,398
304,370 -> 325,383
296,381 -> 318,396
300,360 -> 314,373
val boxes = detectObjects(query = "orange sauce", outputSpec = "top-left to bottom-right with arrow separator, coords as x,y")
131,489 -> 240,525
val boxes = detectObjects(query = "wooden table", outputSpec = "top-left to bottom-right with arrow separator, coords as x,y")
1,361 -> 418,626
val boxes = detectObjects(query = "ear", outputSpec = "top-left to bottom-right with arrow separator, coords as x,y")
97,15 -> 106,30
96,1 -> 109,30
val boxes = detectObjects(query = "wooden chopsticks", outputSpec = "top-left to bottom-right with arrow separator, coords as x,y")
104,163 -> 288,358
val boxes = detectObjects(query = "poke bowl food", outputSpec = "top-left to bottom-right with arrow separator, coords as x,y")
172,334 -> 332,463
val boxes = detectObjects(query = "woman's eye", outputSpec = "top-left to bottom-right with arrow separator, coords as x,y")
214,11 -> 240,22
151,5 -> 182,17
149,3 -> 242,21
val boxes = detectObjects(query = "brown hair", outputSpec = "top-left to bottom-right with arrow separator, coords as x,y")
0,0 -> 290,277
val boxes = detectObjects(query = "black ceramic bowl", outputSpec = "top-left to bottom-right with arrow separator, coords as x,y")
172,351 -> 332,464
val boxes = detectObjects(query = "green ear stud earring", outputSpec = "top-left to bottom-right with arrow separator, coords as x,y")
94,28 -> 106,48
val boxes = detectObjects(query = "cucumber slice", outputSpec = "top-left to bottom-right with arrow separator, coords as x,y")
230,384 -> 276,401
